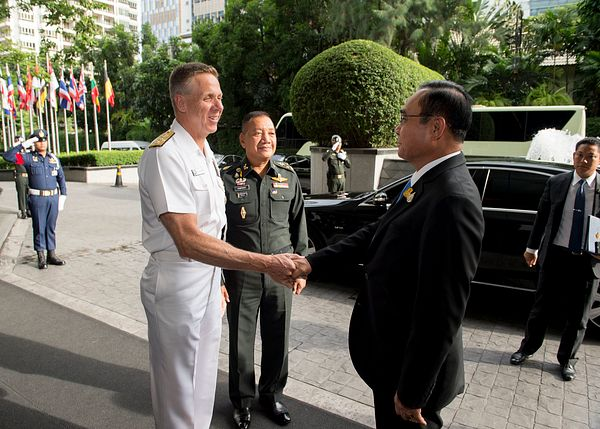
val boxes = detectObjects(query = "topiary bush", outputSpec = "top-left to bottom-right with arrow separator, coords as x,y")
289,39 -> 443,148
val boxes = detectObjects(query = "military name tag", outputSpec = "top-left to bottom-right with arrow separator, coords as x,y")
235,185 -> 250,191
236,192 -> 248,198
272,182 -> 289,189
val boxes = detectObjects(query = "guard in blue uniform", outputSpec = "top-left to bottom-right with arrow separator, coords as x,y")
3,129 -> 67,269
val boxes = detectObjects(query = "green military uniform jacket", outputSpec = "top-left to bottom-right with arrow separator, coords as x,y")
221,158 -> 308,256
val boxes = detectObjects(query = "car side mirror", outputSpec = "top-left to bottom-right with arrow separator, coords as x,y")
372,192 -> 388,205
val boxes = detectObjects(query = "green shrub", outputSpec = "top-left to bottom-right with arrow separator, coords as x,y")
289,39 -> 443,148
1,150 -> 143,169
59,150 -> 143,167
587,117 -> 600,138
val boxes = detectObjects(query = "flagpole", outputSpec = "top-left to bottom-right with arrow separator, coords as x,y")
53,104 -> 60,154
104,60 -> 111,150
90,65 -> 100,150
5,64 -> 16,141
1,111 -> 6,151
16,64 -> 25,137
45,99 -> 52,152
82,64 -> 89,151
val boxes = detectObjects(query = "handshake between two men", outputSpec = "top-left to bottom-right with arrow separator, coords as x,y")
266,253 -> 313,295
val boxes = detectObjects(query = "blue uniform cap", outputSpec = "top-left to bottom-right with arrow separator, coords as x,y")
28,129 -> 48,142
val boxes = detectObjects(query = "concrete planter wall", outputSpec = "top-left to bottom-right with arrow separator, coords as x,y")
63,165 -> 139,184
310,147 -> 404,193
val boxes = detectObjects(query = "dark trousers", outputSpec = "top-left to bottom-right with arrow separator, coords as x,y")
29,194 -> 59,251
327,177 -> 345,193
225,271 -> 292,408
519,245 -> 598,366
15,175 -> 28,213
373,388 -> 442,429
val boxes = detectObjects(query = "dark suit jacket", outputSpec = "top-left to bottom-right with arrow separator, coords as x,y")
307,153 -> 484,411
527,171 -> 600,277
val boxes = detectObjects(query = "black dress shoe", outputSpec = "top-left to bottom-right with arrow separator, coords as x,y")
233,407 -> 251,429
260,399 -> 291,426
47,250 -> 66,266
561,363 -> 576,381
510,351 -> 531,365
37,251 -> 47,270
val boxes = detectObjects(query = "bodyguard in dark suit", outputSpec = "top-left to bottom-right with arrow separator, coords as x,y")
291,81 -> 484,428
222,112 -> 308,429
510,137 -> 600,381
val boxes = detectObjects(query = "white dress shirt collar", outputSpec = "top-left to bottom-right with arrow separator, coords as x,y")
410,151 -> 461,186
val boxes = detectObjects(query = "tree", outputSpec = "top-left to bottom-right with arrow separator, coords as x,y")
131,45 -> 180,133
290,39 -> 443,148
1,0 -> 105,62
574,0 -> 600,115
192,0 -> 330,153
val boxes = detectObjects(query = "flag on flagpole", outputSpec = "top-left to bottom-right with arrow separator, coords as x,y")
0,76 -> 9,116
104,69 -> 115,108
90,76 -> 100,113
59,71 -> 72,111
6,73 -> 16,115
17,70 -> 27,110
26,66 -> 35,111
69,68 -> 83,110
47,60 -> 59,109
37,87 -> 47,111
77,68 -> 86,110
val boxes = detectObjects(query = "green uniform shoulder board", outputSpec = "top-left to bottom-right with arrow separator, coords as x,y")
149,130 -> 175,148
275,161 -> 294,172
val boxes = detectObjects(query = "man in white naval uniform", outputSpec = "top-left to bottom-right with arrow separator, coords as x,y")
138,62 -> 297,429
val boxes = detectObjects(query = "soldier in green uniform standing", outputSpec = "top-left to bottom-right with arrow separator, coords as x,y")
323,134 -> 351,193
221,111 -> 308,429
13,136 -> 30,219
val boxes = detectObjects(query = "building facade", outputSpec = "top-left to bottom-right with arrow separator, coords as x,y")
0,0 -> 140,55
141,0 -> 224,43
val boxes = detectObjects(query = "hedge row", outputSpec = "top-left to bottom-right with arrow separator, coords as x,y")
0,150 -> 143,170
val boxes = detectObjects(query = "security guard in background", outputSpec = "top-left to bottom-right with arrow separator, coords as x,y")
12,135 -> 31,219
222,111 -> 308,429
322,134 -> 351,193
2,129 -> 67,269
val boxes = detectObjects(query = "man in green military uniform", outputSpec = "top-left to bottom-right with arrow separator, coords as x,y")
13,136 -> 30,219
221,111 -> 308,429
323,134 -> 351,193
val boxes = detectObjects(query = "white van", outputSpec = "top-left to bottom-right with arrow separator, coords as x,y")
464,105 -> 586,157
100,140 -> 149,151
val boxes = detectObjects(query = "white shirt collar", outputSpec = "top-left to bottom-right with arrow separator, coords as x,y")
410,151 -> 461,185
171,119 -> 214,159
572,171 -> 596,187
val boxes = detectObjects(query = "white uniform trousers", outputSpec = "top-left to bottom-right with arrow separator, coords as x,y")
141,253 -> 222,429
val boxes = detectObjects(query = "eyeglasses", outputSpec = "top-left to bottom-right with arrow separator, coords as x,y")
399,110 -> 432,125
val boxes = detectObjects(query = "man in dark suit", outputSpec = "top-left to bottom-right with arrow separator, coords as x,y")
510,137 -> 600,382
291,81 -> 484,428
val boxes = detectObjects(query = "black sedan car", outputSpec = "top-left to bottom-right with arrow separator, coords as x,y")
304,158 -> 600,328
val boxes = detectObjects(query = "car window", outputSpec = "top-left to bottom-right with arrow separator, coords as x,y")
482,169 -> 549,211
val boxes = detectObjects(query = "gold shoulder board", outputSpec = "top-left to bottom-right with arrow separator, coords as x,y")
275,161 -> 294,172
149,130 -> 175,148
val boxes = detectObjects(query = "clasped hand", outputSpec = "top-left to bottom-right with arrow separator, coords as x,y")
266,253 -> 312,295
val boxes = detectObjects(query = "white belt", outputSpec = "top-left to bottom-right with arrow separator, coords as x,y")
29,188 -> 58,196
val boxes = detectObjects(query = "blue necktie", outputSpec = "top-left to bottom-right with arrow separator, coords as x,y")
569,179 -> 585,253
